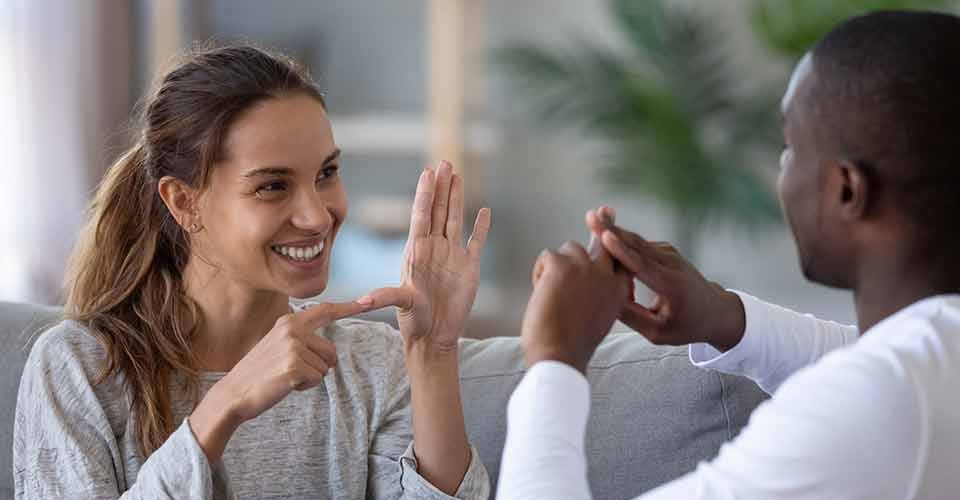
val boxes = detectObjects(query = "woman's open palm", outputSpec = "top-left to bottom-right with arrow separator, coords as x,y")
361,161 -> 491,352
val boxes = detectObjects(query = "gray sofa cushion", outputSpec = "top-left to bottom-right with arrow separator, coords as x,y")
1,302 -> 62,499
0,302 -> 767,499
459,332 -> 767,498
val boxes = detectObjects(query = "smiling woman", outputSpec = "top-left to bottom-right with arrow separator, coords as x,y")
12,45 -> 490,499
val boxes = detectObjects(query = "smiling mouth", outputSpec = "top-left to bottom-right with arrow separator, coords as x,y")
271,240 -> 325,262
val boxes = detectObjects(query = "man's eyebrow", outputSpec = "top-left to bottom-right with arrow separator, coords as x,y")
242,149 -> 342,178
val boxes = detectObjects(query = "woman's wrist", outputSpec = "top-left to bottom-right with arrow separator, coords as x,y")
404,337 -> 470,495
403,333 -> 461,370
188,382 -> 243,463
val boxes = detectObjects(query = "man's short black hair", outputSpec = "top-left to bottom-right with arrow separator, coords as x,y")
810,10 -> 960,247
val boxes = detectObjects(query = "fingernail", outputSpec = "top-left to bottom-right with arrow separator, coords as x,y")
357,295 -> 373,306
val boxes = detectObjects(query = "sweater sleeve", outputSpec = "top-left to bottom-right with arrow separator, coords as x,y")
689,291 -> 859,394
365,326 -> 490,500
13,325 -> 221,499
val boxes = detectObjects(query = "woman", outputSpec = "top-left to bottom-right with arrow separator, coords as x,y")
13,45 -> 491,499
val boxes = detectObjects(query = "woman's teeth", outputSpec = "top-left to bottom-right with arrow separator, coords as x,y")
272,241 -> 325,262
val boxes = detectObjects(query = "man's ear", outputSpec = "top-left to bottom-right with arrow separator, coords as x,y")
158,176 -> 200,230
832,159 -> 870,221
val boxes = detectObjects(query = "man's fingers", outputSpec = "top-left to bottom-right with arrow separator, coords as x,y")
558,240 -> 590,262
586,208 -> 614,262
601,230 -> 667,291
430,161 -> 454,236
408,168 -> 436,240
619,300 -> 666,337
604,226 -> 676,267
445,173 -> 464,244
531,249 -> 549,286
466,208 -> 492,260
356,286 -> 416,312
598,206 -> 616,225
297,301 -> 370,330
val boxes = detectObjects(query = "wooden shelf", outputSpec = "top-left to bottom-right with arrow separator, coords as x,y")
328,113 -> 500,157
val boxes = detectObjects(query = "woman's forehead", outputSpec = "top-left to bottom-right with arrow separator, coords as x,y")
221,95 -> 335,167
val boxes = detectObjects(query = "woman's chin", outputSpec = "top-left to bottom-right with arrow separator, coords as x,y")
283,278 -> 329,300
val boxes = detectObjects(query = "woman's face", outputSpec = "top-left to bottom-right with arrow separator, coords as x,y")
191,93 -> 346,299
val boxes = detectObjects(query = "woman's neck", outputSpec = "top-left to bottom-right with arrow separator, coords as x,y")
183,259 -> 292,372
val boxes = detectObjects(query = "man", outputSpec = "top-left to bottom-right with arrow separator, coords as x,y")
497,10 -> 960,499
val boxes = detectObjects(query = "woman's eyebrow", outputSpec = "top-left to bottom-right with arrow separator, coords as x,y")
242,149 -> 341,178
243,166 -> 293,178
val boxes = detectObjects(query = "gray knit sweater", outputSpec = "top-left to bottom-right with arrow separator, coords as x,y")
13,317 -> 489,499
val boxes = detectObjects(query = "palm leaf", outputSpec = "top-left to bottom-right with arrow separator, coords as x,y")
495,1 -> 782,255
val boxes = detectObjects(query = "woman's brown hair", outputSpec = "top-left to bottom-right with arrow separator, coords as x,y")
64,44 -> 325,457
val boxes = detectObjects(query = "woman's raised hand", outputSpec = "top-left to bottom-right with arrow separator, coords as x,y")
359,161 -> 492,355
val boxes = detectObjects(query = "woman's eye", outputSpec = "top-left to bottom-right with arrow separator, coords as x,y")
255,181 -> 287,198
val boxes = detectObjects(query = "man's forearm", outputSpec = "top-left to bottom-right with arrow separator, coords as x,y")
497,361 -> 593,500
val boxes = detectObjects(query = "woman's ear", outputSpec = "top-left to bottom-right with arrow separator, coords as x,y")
158,176 -> 203,232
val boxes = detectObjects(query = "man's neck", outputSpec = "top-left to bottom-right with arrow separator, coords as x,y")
183,259 -> 291,372
853,253 -> 960,333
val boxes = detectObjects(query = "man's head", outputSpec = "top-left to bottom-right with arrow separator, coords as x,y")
778,10 -> 960,289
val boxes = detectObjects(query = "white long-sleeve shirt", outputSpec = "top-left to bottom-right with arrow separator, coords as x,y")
497,292 -> 960,499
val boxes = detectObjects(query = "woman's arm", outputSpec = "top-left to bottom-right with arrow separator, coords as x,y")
360,161 -> 492,496
14,326 -> 218,499
405,346 -> 472,492
366,324 -> 489,499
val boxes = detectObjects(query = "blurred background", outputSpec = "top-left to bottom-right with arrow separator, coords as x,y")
3,0 -> 954,337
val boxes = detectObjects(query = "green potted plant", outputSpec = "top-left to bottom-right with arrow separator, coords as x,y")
497,0 -> 780,259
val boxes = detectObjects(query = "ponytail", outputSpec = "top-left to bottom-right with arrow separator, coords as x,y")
65,142 -> 201,457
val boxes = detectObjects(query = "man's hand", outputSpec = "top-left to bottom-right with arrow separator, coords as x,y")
589,216 -> 746,352
521,241 -> 631,374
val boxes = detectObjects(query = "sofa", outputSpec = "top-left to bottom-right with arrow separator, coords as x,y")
1,301 -> 768,499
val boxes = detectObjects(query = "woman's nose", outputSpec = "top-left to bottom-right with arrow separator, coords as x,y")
290,192 -> 334,232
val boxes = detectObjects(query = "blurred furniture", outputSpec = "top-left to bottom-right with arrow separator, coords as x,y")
1,301 -> 767,498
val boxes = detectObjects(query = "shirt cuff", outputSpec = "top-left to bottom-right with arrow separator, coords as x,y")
507,361 -> 591,449
688,290 -> 769,377
399,443 -> 490,499
137,419 -> 216,497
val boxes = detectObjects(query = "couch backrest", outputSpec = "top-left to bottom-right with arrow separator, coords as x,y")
1,302 -> 767,499
1,302 -> 62,499
458,332 -> 767,497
